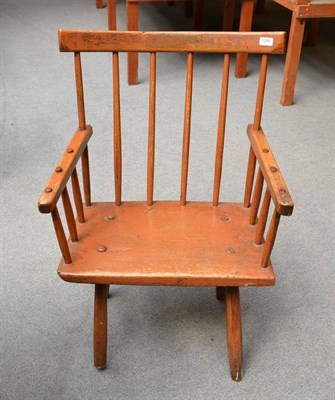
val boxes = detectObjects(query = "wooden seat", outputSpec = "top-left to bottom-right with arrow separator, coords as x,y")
235,0 -> 335,105
58,201 -> 276,286
38,30 -> 294,381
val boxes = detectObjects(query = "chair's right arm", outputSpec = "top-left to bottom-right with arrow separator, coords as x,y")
38,125 -> 92,213
38,125 -> 93,263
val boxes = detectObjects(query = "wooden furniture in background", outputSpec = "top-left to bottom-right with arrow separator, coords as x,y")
96,0 -> 104,8
126,0 -> 204,84
38,30 -> 294,381
235,0 -> 335,105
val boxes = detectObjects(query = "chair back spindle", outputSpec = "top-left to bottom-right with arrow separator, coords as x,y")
74,52 -> 87,131
112,52 -> 122,206
180,52 -> 194,206
147,52 -> 156,206
243,54 -> 269,208
74,52 -> 91,206
213,53 -> 230,207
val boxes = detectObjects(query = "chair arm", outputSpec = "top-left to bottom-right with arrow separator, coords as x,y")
38,125 -> 93,213
247,124 -> 294,216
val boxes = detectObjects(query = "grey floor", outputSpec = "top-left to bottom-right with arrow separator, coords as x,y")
1,0 -> 335,399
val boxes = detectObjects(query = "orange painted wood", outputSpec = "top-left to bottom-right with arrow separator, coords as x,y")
147,52 -> 156,206
61,186 -> 78,242
247,125 -> 294,216
180,52 -> 194,206
38,125 -> 93,213
273,0 -> 334,105
96,0 -> 104,8
261,210 -> 281,268
107,0 -> 117,30
94,284 -> 108,369
58,201 -> 275,286
235,0 -> 254,78
113,52 -> 122,206
81,146 -> 91,207
213,54 -> 230,207
243,147 -> 256,208
74,52 -> 86,131
38,31 -> 296,381
58,31 -> 286,54
280,13 -> 306,105
71,168 -> 85,223
253,54 -> 268,130
226,287 -> 243,381
52,206 -> 72,264
126,3 -> 139,85
249,168 -> 264,225
255,188 -> 271,245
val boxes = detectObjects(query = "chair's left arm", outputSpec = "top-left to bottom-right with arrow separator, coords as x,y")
246,124 -> 294,268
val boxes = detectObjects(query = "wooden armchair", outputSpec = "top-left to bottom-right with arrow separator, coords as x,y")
38,30 -> 293,381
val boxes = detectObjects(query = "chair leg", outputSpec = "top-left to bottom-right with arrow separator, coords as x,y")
94,284 -> 108,369
127,1 -> 139,85
96,0 -> 104,9
222,0 -> 235,31
216,286 -> 226,301
225,287 -> 243,381
280,14 -> 306,106
235,0 -> 254,78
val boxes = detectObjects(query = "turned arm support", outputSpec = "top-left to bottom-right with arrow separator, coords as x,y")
38,125 -> 93,214
247,124 -> 294,216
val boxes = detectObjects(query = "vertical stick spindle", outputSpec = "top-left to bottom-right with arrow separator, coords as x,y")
249,167 -> 264,225
74,52 -> 86,131
255,188 -> 271,245
51,206 -> 72,264
253,54 -> 268,131
213,53 -> 230,206
71,167 -> 85,223
147,52 -> 156,206
180,52 -> 194,206
113,52 -> 122,206
61,186 -> 78,242
261,210 -> 281,268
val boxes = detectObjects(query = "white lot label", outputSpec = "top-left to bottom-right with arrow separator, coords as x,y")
259,37 -> 274,46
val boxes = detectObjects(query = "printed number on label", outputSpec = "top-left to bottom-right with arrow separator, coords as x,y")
259,37 -> 274,46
